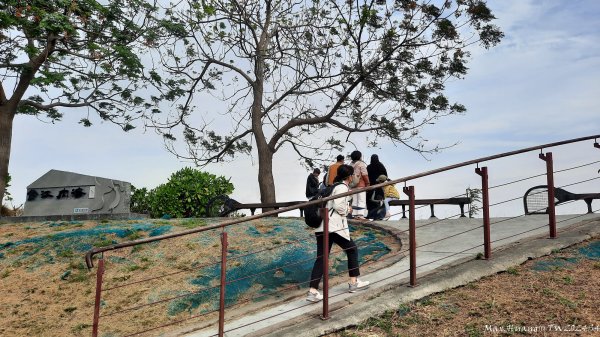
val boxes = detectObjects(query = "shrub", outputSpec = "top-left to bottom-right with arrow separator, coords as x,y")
130,186 -> 150,214
466,187 -> 482,218
145,167 -> 234,218
1,173 -> 23,216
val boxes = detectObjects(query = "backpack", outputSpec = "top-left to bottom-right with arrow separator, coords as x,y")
304,182 -> 344,228
348,174 -> 361,188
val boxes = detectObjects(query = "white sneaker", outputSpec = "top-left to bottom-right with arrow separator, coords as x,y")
348,279 -> 370,293
306,290 -> 323,302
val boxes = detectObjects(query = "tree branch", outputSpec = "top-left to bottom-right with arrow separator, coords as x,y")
175,128 -> 253,166
268,72 -> 365,150
205,58 -> 255,86
18,99 -> 94,110
9,35 -> 58,109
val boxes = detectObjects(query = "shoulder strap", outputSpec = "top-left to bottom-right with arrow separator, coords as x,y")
333,181 -> 347,191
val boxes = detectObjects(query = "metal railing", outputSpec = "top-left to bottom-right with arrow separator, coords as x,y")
85,134 -> 600,336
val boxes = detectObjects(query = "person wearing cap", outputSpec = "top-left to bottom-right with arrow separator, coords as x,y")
377,174 -> 400,220
305,168 -> 321,199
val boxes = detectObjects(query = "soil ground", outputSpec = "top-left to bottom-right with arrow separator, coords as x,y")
328,238 -> 600,337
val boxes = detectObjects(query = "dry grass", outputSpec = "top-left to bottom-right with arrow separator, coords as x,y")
1,203 -> 23,216
329,239 -> 600,337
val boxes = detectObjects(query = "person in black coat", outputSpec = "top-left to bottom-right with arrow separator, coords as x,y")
305,168 -> 321,199
366,154 -> 388,211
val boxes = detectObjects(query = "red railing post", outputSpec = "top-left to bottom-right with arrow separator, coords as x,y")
539,152 -> 557,238
218,232 -> 228,337
403,186 -> 417,287
475,167 -> 491,259
320,207 -> 330,320
92,256 -> 105,337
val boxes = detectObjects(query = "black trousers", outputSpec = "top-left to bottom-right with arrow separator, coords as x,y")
309,232 -> 360,289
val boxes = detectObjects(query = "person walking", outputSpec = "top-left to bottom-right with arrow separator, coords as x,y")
327,155 -> 345,186
350,150 -> 370,220
305,168 -> 321,200
307,164 -> 370,302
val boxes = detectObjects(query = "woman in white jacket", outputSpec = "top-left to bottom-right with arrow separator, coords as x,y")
307,164 -> 370,302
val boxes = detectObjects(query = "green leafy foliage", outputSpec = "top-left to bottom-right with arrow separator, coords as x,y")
0,0 -> 163,122
130,186 -> 150,214
3,173 -> 12,202
466,187 -> 482,218
1,173 -> 22,216
135,168 -> 234,218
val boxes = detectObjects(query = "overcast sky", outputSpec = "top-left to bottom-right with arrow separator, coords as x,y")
7,0 -> 600,219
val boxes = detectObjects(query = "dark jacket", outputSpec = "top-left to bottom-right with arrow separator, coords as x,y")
366,187 -> 386,220
366,186 -> 385,211
367,162 -> 388,186
367,159 -> 387,209
306,174 -> 320,199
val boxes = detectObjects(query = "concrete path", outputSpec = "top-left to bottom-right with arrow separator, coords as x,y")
183,213 -> 600,337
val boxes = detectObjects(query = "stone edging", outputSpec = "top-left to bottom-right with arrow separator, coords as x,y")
0,213 -> 149,224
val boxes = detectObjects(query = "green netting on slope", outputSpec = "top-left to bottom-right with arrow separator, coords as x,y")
168,222 -> 391,316
0,223 -> 172,268
531,257 -> 578,271
578,240 -> 600,260
531,240 -> 600,271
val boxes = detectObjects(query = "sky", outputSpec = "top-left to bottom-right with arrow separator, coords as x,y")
6,0 -> 600,220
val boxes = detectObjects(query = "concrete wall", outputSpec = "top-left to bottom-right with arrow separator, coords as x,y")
23,170 -> 132,216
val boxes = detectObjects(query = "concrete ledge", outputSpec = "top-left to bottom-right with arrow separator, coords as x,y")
257,218 -> 600,337
0,213 -> 149,224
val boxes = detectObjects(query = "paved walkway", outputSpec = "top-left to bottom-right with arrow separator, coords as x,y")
184,213 -> 600,337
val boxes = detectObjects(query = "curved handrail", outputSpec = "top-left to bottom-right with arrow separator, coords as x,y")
85,134 -> 600,268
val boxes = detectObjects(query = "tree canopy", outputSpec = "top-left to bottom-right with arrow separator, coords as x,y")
0,0 -> 168,203
0,0 -> 504,207
149,0 -> 503,204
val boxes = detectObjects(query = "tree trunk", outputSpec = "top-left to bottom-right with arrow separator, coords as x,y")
252,3 -> 277,209
256,142 -> 276,206
0,105 -> 15,206
252,77 -> 277,206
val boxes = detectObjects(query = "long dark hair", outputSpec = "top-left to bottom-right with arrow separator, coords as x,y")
370,154 -> 380,165
334,164 -> 354,183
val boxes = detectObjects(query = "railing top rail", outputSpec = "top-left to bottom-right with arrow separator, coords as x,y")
85,134 -> 600,268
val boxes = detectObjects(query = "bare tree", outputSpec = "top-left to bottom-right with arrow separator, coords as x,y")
152,0 -> 503,204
